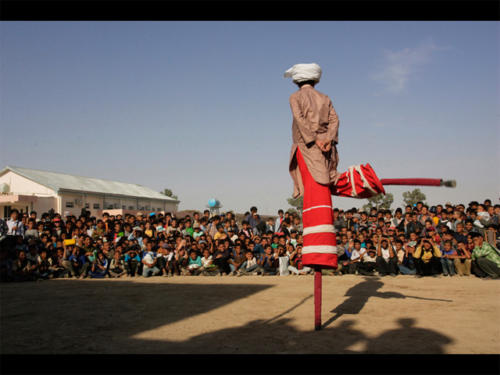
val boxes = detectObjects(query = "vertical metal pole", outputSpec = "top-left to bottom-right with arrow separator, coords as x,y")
314,267 -> 322,331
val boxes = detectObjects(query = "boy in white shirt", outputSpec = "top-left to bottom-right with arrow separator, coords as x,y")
237,251 -> 261,276
358,241 -> 377,276
200,249 -> 218,275
345,240 -> 366,274
376,237 -> 398,276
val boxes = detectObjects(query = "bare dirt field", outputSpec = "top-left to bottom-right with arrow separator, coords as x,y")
1,275 -> 499,354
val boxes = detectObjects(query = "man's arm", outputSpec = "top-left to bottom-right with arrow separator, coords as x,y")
376,238 -> 382,257
257,255 -> 264,266
462,247 -> 471,259
430,240 -> 442,258
470,247 -> 478,260
289,94 -> 318,145
317,99 -> 339,147
350,251 -> 361,263
414,243 -> 422,259
359,248 -> 367,261
387,238 -> 396,258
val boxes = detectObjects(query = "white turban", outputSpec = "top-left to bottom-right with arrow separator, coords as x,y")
284,63 -> 322,83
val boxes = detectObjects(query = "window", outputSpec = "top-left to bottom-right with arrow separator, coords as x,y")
65,202 -> 74,208
107,204 -> 114,209
93,203 -> 100,209
85,203 -> 90,209
122,205 -> 126,209
128,206 -> 134,210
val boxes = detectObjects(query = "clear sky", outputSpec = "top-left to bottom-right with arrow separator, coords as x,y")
1,22 -> 499,215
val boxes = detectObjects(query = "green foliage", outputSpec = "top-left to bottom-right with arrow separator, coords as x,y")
287,196 -> 303,212
161,188 -> 178,200
402,189 -> 426,207
362,193 -> 394,212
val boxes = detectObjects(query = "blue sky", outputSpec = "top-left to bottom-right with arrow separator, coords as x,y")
1,22 -> 498,214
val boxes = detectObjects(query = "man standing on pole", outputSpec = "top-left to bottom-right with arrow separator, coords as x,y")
285,63 -> 455,330
286,63 -> 341,331
286,63 -> 341,270
285,63 -> 385,330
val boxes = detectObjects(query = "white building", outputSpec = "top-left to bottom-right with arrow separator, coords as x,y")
0,166 -> 179,219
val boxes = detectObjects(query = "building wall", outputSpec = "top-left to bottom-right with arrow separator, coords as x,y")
34,196 -> 59,215
0,171 -> 58,218
163,201 -> 178,214
61,192 -> 178,218
0,171 -> 57,196
60,192 -> 89,217
0,170 -> 179,218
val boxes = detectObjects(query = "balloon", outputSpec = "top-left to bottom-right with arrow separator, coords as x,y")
208,198 -> 217,208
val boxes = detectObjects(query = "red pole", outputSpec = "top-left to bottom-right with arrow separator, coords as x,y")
380,178 -> 441,186
314,267 -> 322,331
380,178 -> 456,187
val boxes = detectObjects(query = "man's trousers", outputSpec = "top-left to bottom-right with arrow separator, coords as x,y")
296,147 -> 338,269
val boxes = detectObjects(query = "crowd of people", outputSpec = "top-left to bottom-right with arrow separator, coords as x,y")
1,199 -> 499,282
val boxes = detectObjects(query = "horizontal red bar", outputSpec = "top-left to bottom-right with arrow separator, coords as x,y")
380,178 -> 442,187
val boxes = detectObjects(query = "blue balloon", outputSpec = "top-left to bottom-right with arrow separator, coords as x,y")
208,198 -> 217,208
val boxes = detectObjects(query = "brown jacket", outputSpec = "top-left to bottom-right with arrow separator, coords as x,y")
288,84 -> 340,198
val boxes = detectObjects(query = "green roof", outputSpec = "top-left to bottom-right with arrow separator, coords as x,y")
1,166 -> 179,202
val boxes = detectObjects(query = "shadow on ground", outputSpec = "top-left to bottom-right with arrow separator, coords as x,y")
323,276 -> 452,328
129,316 -> 453,354
0,280 -> 272,353
0,278 -> 454,354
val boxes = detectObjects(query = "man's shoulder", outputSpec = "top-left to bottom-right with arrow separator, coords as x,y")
312,88 -> 329,99
289,91 -> 300,101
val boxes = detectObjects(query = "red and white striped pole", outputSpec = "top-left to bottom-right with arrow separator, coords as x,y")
295,147 -> 339,331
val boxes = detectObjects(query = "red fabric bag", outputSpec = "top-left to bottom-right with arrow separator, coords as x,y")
331,164 -> 385,199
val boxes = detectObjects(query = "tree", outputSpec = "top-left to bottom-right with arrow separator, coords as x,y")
161,188 -> 178,200
402,189 -> 426,207
287,196 -> 303,213
362,193 -> 394,212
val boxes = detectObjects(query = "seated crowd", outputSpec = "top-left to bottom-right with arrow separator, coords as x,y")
0,199 -> 499,282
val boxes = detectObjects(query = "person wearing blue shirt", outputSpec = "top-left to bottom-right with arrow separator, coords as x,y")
187,251 -> 203,275
68,247 -> 89,279
253,237 -> 265,257
128,227 -> 143,247
440,240 -> 457,276
89,252 -> 109,278
344,244 -> 353,260
124,245 -> 141,277
258,245 -> 278,275
141,243 -> 160,277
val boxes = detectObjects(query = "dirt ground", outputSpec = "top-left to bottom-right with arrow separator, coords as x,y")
1,274 -> 499,354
